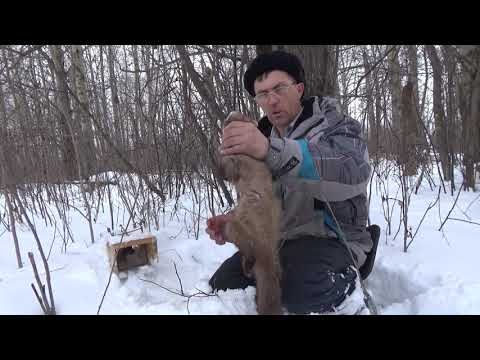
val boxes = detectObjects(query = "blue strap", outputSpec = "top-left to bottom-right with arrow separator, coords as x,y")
318,209 -> 346,241
296,139 -> 319,180
296,139 -> 345,241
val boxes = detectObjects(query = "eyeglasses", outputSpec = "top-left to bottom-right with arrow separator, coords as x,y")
254,82 -> 297,104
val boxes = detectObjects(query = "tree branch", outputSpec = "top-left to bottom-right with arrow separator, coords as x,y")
97,184 -> 141,315
354,45 -> 397,97
439,183 -> 464,231
136,275 -> 218,315
447,217 -> 480,226
28,252 -> 52,315
65,83 -> 167,203
30,283 -> 47,314
410,185 -> 441,245
173,261 -> 184,296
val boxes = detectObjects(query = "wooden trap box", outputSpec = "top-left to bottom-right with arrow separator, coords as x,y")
106,235 -> 158,274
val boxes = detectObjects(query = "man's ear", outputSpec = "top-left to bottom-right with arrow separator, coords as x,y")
297,82 -> 305,98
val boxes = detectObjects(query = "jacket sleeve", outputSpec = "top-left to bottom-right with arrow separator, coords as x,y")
265,111 -> 371,202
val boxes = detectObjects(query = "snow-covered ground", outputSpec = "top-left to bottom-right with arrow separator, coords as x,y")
1,164 -> 479,315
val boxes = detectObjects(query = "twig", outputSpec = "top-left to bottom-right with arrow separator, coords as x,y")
173,262 -> 184,296
136,276 -> 218,315
47,220 -> 58,261
448,218 -> 480,226
431,176 -> 449,249
411,186 -> 441,242
465,193 -> 480,213
457,206 -> 472,221
439,183 -> 464,231
13,189 -> 56,315
440,225 -> 451,247
112,226 -> 143,237
30,283 -> 47,314
392,208 -> 403,242
28,252 -> 51,315
354,46 -> 398,97
168,228 -> 184,241
193,287 -> 213,296
414,101 -> 447,194
96,185 -> 141,315
136,277 -> 184,297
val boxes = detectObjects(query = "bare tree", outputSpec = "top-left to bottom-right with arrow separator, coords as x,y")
48,45 -> 77,180
442,45 -> 460,194
363,46 -> 379,156
3,191 -> 22,268
457,45 -> 480,191
425,45 -> 450,181
388,46 -> 402,156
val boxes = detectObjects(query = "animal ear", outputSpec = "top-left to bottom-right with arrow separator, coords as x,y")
219,156 -> 240,182
224,111 -> 259,128
224,111 -> 244,127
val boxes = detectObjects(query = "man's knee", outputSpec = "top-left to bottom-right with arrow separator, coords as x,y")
281,265 -> 357,314
209,252 -> 256,291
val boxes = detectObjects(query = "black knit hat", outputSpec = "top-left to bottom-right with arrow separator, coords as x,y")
243,50 -> 305,97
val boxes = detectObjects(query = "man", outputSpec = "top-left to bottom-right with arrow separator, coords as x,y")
206,50 -> 374,314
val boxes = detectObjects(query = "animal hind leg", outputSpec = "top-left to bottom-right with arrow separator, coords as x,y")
253,252 -> 282,315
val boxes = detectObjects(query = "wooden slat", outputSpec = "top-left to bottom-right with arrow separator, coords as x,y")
109,236 -> 156,250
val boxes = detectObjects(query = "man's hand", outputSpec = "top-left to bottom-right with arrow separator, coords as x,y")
206,213 -> 233,245
221,119 -> 269,160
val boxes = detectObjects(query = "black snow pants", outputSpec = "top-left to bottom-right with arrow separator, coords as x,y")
209,235 -> 358,314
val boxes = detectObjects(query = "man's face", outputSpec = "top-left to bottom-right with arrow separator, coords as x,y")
253,70 -> 304,133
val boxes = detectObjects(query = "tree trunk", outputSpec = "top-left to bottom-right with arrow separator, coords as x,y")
143,45 -> 155,147
256,45 -> 273,56
71,45 -> 97,178
4,190 -> 23,268
371,46 -> 385,156
362,47 -> 378,155
282,45 -> 338,98
457,46 -> 480,191
407,45 -> 427,148
132,45 -> 142,147
400,81 -> 419,175
99,45 -> 112,168
403,45 -> 424,174
425,45 -> 450,181
49,45 -> 77,180
388,46 -> 402,157
407,45 -> 420,112
107,45 -> 124,150
85,47 -> 107,158
443,45 -> 459,192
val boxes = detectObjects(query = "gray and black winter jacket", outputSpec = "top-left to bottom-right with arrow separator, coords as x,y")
259,96 -> 373,267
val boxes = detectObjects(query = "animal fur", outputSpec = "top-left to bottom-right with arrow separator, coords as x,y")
218,111 -> 283,315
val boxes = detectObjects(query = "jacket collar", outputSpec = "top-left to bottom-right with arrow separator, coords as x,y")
257,96 -> 322,138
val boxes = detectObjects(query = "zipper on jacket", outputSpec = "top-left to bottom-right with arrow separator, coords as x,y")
348,198 -> 357,225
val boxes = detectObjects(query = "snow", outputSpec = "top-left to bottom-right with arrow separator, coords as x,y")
1,164 -> 479,315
